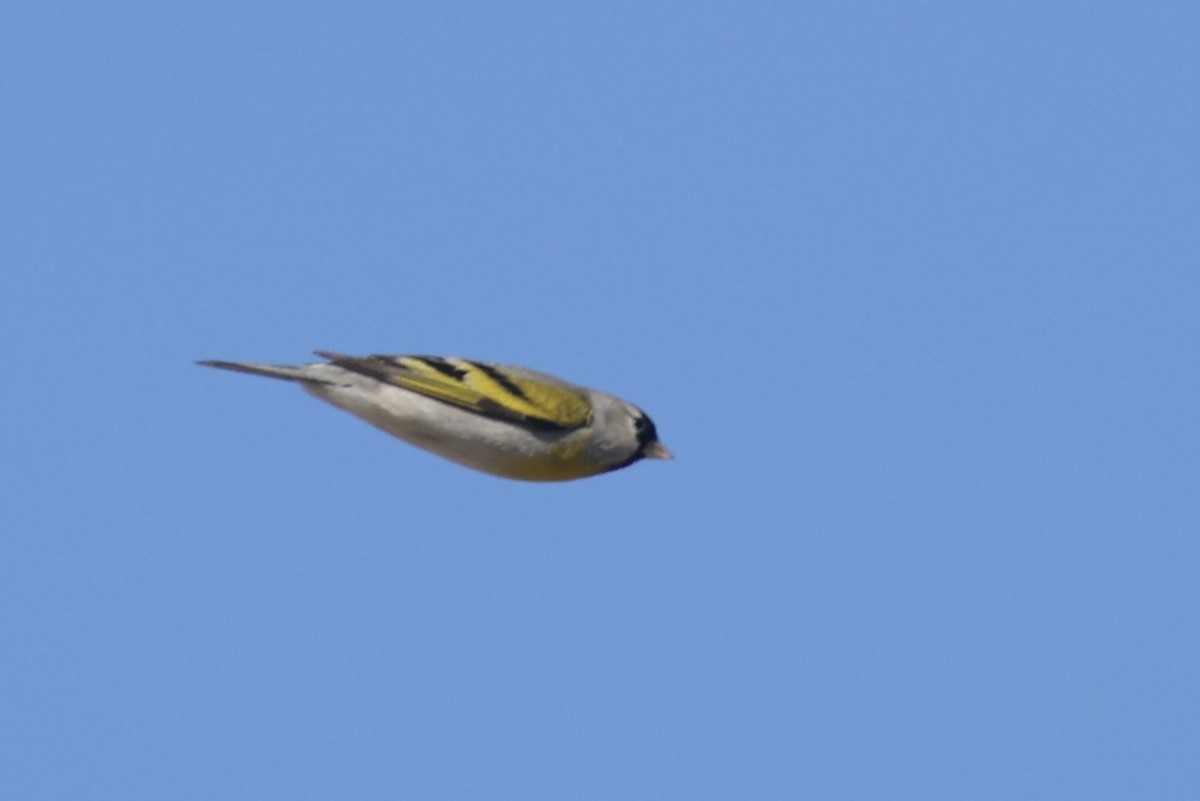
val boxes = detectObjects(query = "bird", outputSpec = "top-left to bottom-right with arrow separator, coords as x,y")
197,351 -> 672,481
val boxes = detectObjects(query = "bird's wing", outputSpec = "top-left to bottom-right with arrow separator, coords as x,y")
314,352 -> 594,432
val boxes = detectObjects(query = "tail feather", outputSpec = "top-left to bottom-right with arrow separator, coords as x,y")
197,359 -> 327,383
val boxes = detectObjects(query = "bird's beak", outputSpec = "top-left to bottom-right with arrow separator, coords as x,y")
643,441 -> 674,460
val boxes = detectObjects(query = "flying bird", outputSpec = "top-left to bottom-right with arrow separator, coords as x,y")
198,351 -> 672,481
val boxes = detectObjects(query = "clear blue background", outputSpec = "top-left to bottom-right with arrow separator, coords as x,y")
4,2 -> 1197,798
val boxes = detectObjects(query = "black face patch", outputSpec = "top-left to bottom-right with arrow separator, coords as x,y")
600,412 -> 661,474
634,413 -> 659,450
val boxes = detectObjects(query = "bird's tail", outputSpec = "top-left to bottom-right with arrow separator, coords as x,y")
197,359 -> 327,383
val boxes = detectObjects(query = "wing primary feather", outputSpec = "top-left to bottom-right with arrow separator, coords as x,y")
312,350 -> 396,383
467,361 -> 530,401
414,356 -> 468,381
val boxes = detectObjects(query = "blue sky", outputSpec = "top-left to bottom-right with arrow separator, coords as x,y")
3,2 -> 1197,798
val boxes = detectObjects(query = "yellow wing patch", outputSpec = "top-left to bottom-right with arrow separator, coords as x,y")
315,352 -> 594,431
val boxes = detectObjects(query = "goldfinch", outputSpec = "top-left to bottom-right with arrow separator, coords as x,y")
198,351 -> 672,481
